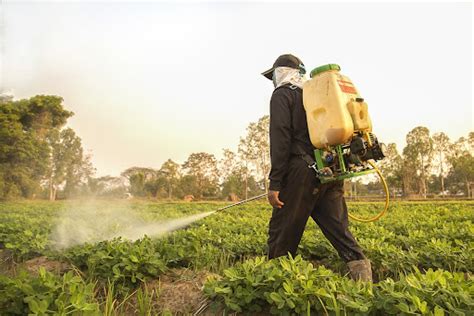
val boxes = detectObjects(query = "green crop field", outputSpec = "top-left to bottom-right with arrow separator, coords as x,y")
0,200 -> 473,315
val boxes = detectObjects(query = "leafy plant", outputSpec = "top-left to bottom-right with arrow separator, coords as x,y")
205,256 -> 474,315
0,200 -> 473,314
65,237 -> 167,294
205,255 -> 374,315
0,268 -> 99,315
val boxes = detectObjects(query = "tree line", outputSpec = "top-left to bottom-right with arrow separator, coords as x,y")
103,115 -> 271,200
378,127 -> 473,198
1,94 -> 472,200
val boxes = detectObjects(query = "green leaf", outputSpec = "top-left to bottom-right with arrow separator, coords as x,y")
434,306 -> 445,316
280,260 -> 291,272
269,292 -> 284,304
29,299 -> 40,314
214,286 -> 232,294
396,302 -> 411,313
283,281 -> 294,294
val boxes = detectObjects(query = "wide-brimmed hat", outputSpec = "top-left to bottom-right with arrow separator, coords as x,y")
261,54 -> 305,80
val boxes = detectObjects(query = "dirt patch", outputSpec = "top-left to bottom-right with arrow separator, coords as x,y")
22,256 -> 71,276
147,268 -> 218,315
0,249 -> 15,276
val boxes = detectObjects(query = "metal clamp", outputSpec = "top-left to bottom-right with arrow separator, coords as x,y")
308,163 -> 321,175
309,164 -> 334,177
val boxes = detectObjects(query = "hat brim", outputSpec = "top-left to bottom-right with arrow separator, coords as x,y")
261,68 -> 274,80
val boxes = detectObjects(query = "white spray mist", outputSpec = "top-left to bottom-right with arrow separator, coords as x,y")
50,200 -> 215,249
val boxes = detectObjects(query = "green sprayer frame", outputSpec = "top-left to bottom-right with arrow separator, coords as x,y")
315,145 -> 376,183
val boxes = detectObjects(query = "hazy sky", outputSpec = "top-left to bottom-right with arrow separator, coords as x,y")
2,1 -> 472,176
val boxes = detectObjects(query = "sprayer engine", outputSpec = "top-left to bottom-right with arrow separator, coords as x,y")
347,132 -> 386,166
314,132 -> 386,183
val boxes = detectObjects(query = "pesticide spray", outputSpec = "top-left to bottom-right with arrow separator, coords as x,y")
104,193 -> 266,241
109,211 -> 215,241
51,194 -> 267,250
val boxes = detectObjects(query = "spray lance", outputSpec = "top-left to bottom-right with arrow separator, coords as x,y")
216,64 -> 390,222
214,193 -> 268,213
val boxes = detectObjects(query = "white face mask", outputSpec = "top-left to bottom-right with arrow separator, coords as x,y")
272,67 -> 306,89
272,74 -> 278,88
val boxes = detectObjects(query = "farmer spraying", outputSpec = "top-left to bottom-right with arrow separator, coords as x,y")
262,54 -> 373,282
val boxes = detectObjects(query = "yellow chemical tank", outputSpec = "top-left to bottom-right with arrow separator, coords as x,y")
303,64 -> 372,149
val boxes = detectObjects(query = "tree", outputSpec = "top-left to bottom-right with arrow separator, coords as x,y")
400,158 -> 417,196
218,148 -> 262,199
175,175 -> 200,199
121,167 -> 158,197
378,143 -> 403,197
181,152 -> 219,199
432,132 -> 453,194
130,173 -> 147,197
218,149 -> 239,183
239,116 -> 270,192
219,149 -> 240,197
61,129 -> 95,197
402,126 -> 433,197
238,138 -> 253,200
221,166 -> 260,200
47,129 -> 62,200
141,171 -> 170,199
469,132 -> 474,153
159,159 -> 180,199
17,95 -> 73,140
47,128 -> 95,200
452,133 -> 474,157
121,167 -> 157,181
0,102 -> 47,198
0,95 -> 75,199
446,133 -> 474,197
447,153 -> 474,197
87,176 -> 128,197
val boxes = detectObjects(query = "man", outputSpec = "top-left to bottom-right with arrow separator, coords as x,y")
261,54 -> 372,282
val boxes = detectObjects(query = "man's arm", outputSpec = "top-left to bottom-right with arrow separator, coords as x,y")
269,88 -> 293,192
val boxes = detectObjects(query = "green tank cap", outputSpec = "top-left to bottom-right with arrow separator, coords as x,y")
310,64 -> 341,78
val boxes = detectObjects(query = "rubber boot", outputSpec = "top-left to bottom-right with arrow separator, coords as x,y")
347,259 -> 373,282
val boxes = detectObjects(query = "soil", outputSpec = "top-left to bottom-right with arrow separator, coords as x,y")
0,249 -> 15,276
22,256 -> 71,276
122,268 -> 220,315
0,252 -> 71,278
154,268 -> 216,315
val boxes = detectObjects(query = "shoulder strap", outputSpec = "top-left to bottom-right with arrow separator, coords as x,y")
274,84 -> 313,165
274,83 -> 301,92
296,143 -> 316,165
296,143 -> 324,176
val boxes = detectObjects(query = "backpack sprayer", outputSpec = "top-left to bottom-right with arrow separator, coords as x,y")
302,64 -> 389,222
217,64 -> 389,222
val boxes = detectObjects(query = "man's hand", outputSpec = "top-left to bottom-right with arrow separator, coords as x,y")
268,190 -> 284,209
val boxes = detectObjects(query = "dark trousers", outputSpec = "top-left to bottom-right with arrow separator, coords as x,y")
267,156 -> 366,262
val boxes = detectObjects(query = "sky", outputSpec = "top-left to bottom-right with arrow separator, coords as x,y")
1,1 -> 472,177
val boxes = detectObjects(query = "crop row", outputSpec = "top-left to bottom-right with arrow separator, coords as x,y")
0,202 -> 472,278
205,255 -> 473,315
0,201 -> 473,314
